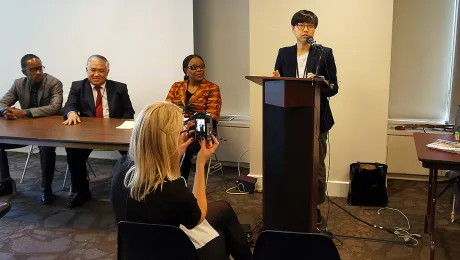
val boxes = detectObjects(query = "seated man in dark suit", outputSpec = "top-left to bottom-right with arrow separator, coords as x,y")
62,54 -> 135,208
0,54 -> 63,204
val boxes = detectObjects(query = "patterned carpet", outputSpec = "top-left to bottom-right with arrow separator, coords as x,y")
0,152 -> 459,260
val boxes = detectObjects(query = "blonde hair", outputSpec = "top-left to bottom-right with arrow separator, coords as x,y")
124,101 -> 184,201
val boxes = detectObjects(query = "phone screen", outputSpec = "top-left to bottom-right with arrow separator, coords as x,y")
196,118 -> 205,132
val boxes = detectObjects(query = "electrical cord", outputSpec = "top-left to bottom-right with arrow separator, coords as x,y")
378,207 -> 421,246
324,132 -> 332,228
315,47 -> 416,248
226,184 -> 249,195
226,149 -> 251,195
327,198 -> 395,235
319,227 -> 415,247
237,150 -> 250,177
322,49 -> 333,230
320,198 -> 420,246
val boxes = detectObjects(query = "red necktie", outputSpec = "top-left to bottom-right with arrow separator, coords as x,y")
95,86 -> 103,118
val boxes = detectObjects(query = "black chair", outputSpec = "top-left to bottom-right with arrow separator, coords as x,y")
253,230 -> 341,260
117,221 -> 200,260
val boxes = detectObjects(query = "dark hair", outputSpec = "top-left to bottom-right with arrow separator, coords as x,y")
21,54 -> 40,70
182,54 -> 205,80
291,10 -> 318,28
87,54 -> 110,69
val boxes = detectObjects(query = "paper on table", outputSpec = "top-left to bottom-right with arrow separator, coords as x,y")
116,121 -> 135,129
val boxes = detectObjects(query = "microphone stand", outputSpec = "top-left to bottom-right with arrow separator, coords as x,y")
314,45 -> 324,78
311,45 -> 324,88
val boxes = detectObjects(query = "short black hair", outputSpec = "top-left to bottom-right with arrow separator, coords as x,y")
291,10 -> 318,28
182,54 -> 205,80
21,54 -> 40,70
87,54 -> 110,69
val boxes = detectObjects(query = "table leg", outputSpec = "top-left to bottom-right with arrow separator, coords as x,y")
429,168 -> 438,260
425,168 -> 434,233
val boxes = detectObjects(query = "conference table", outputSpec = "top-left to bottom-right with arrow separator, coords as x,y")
413,133 -> 460,260
0,116 -> 131,150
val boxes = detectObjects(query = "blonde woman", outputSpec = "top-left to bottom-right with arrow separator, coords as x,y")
111,101 -> 252,260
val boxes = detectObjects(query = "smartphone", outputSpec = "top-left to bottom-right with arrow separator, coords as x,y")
194,112 -> 213,141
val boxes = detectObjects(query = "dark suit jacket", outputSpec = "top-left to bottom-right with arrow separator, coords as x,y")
274,44 -> 339,133
63,79 -> 135,119
0,74 -> 63,117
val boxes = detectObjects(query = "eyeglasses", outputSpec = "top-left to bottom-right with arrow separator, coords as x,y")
296,23 -> 316,31
24,66 -> 45,73
88,68 -> 107,74
187,64 -> 206,70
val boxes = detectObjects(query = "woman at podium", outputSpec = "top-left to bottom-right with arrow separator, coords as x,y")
273,10 -> 339,225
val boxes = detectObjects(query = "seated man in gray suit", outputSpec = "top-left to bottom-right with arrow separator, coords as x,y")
0,54 -> 63,204
62,54 -> 134,208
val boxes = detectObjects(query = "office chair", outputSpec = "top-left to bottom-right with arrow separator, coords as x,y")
117,221 -> 200,260
20,145 -> 96,188
253,230 -> 341,260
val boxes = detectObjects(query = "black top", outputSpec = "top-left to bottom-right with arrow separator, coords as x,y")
111,156 -> 201,229
274,44 -> 339,133
28,82 -> 40,108
185,90 -> 193,105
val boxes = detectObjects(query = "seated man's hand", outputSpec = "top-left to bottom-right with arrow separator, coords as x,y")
2,108 -> 11,119
272,70 -> 280,77
3,107 -> 26,120
62,112 -> 81,125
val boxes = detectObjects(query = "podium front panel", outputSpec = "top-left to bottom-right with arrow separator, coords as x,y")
262,80 -> 320,232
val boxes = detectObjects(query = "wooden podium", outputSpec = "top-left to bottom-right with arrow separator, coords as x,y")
246,76 -> 329,233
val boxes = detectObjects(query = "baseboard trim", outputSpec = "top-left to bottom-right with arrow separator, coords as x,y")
327,180 -> 349,198
247,178 -> 349,198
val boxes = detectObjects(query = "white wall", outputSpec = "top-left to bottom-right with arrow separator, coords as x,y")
249,0 -> 394,196
193,0 -> 250,116
0,0 -> 193,159
0,0 -> 194,117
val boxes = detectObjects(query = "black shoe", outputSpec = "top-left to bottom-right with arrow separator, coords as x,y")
67,191 -> 92,208
0,202 -> 12,219
41,188 -> 55,205
317,209 -> 323,226
0,178 -> 16,197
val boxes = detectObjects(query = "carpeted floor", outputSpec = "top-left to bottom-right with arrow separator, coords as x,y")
0,152 -> 460,260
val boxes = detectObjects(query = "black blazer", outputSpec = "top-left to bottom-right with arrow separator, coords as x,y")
274,44 -> 339,133
63,79 -> 135,119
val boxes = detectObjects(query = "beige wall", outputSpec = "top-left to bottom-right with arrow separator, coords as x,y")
249,0 -> 394,195
193,0 -> 250,116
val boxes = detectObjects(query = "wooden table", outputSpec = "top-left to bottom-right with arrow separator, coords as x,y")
0,116 -> 131,150
413,132 -> 460,260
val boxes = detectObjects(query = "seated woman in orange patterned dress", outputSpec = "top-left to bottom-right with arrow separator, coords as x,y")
166,54 -> 222,181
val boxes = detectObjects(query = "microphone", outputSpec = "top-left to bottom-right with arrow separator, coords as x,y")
306,36 -> 322,49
